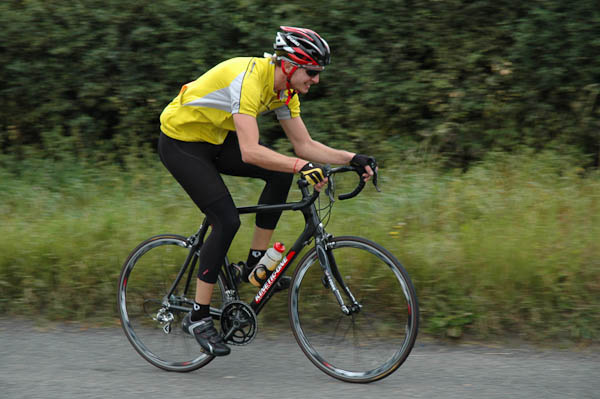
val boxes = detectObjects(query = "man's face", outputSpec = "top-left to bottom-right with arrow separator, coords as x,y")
289,66 -> 322,94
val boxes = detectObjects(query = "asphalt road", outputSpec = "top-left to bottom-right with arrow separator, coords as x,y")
1,319 -> 598,399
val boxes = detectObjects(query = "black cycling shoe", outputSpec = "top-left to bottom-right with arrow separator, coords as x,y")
182,313 -> 230,356
232,261 -> 254,284
231,262 -> 246,284
273,276 -> 291,293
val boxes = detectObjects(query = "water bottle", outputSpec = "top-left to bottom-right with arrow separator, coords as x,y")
262,242 -> 286,271
248,242 -> 286,287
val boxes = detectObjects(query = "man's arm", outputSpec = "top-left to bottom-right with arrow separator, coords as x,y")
235,113 -> 373,182
233,113 -> 300,173
281,116 -> 375,180
279,117 -> 355,165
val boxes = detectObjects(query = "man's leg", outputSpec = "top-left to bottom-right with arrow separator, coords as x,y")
215,133 -> 293,275
184,198 -> 240,357
251,226 -> 275,250
195,279 -> 214,305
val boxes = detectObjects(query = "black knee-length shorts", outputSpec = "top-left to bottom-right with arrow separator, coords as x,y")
158,132 -> 293,283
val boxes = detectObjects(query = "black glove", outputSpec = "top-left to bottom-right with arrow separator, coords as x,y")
350,154 -> 377,172
299,162 -> 326,186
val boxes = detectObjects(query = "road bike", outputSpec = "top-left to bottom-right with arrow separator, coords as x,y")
117,166 -> 419,383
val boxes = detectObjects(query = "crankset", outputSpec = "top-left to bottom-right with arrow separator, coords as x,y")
220,300 -> 257,346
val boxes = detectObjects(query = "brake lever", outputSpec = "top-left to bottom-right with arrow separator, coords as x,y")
325,175 -> 336,203
371,162 -> 381,192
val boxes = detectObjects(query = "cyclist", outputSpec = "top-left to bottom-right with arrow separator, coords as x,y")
158,26 -> 376,356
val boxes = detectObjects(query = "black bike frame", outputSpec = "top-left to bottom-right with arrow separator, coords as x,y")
238,180 -> 323,315
165,167 -> 366,317
163,179 -> 323,316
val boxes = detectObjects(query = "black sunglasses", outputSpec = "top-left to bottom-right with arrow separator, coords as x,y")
301,68 -> 322,77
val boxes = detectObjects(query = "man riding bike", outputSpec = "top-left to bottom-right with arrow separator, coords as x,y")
158,26 -> 376,356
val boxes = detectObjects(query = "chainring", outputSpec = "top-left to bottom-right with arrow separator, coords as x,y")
220,300 -> 258,346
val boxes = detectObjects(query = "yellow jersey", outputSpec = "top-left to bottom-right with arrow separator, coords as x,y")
160,56 -> 301,144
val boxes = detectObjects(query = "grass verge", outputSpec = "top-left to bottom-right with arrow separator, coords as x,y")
0,149 -> 598,344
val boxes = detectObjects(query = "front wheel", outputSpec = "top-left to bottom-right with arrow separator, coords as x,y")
117,234 -> 227,372
289,236 -> 419,383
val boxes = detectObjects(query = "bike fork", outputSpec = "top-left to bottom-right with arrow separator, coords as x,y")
315,236 -> 362,315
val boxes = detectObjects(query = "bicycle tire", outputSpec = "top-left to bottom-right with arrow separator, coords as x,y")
117,234 -> 227,372
289,236 -> 419,383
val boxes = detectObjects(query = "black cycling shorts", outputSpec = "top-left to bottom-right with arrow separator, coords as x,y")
158,131 -> 293,283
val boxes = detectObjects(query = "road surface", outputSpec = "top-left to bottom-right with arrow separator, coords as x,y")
1,319 -> 598,399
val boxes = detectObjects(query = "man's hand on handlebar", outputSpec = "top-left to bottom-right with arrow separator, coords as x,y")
299,162 -> 328,191
350,154 -> 378,182
299,156 -> 379,195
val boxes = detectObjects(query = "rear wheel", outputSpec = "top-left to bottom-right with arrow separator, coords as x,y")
117,234 -> 227,372
289,236 -> 419,383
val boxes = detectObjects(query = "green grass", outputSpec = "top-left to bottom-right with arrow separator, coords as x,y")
373,152 -> 600,342
1,150 -> 598,344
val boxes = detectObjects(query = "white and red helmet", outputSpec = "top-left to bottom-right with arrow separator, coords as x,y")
274,26 -> 331,68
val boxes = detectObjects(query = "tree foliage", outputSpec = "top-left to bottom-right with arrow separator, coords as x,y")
1,0 -> 599,168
